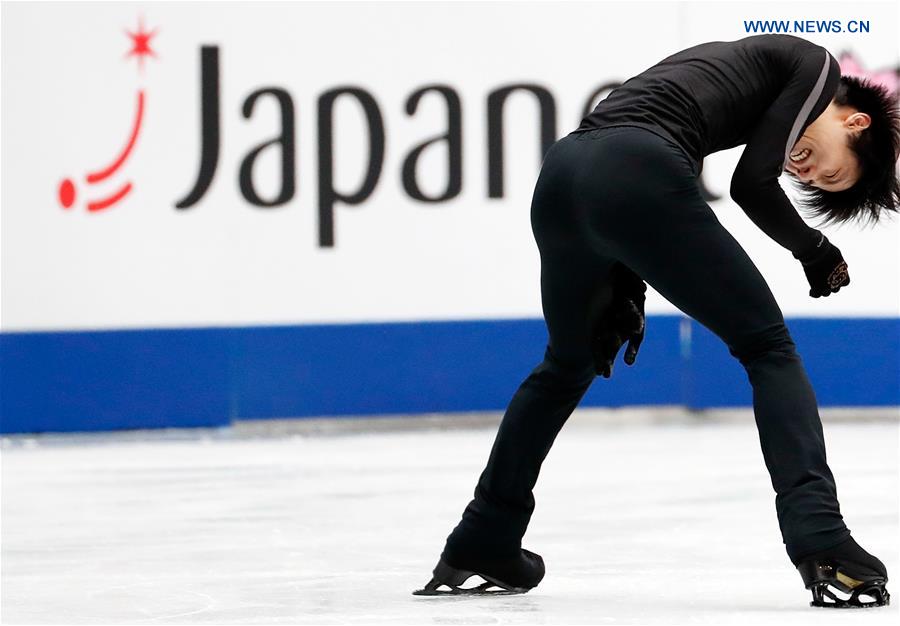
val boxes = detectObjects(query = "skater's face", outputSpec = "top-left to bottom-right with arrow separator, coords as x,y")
784,101 -> 870,192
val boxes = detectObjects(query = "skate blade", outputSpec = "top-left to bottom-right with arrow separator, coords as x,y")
808,580 -> 891,608
412,575 -> 530,596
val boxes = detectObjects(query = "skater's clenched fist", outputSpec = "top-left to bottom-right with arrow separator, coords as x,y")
792,232 -> 851,298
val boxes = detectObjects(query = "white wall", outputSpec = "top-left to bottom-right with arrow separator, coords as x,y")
2,0 -> 898,332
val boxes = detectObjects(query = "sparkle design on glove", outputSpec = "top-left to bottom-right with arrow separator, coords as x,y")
828,262 -> 849,289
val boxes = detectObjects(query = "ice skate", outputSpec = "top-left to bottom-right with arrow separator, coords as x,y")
796,537 -> 890,608
412,548 -> 544,596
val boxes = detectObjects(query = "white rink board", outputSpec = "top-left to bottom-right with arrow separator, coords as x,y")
2,1 -> 899,332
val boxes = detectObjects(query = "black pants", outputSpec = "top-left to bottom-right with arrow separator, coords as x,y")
442,125 -> 850,566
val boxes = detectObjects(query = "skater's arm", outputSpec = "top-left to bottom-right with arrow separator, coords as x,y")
729,41 -> 841,256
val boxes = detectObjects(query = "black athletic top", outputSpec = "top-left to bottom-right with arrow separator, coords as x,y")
574,34 -> 841,257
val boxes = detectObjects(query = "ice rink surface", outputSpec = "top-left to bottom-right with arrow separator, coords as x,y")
2,410 -> 898,625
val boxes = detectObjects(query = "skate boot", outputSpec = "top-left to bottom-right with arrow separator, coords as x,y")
412,548 -> 545,596
795,536 -> 890,608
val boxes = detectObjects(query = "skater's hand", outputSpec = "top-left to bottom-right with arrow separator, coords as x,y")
792,232 -> 850,298
591,265 -> 646,378
616,266 -> 646,367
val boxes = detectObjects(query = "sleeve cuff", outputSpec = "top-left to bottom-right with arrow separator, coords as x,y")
792,229 -> 826,261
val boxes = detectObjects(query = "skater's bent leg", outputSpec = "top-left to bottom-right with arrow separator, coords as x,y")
578,128 -> 850,562
444,249 -> 616,563
599,205 -> 848,561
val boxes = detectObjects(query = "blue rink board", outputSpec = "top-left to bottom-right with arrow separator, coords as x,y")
1,316 -> 898,434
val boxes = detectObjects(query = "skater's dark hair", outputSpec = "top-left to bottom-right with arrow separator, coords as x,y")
790,75 -> 900,228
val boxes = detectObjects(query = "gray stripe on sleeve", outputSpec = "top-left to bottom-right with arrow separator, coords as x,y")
782,50 -> 832,171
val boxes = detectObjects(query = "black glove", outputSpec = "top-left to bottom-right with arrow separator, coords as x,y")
792,232 -> 850,298
590,264 -> 647,378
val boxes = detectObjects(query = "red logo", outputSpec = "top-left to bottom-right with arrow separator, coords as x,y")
57,18 -> 158,212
